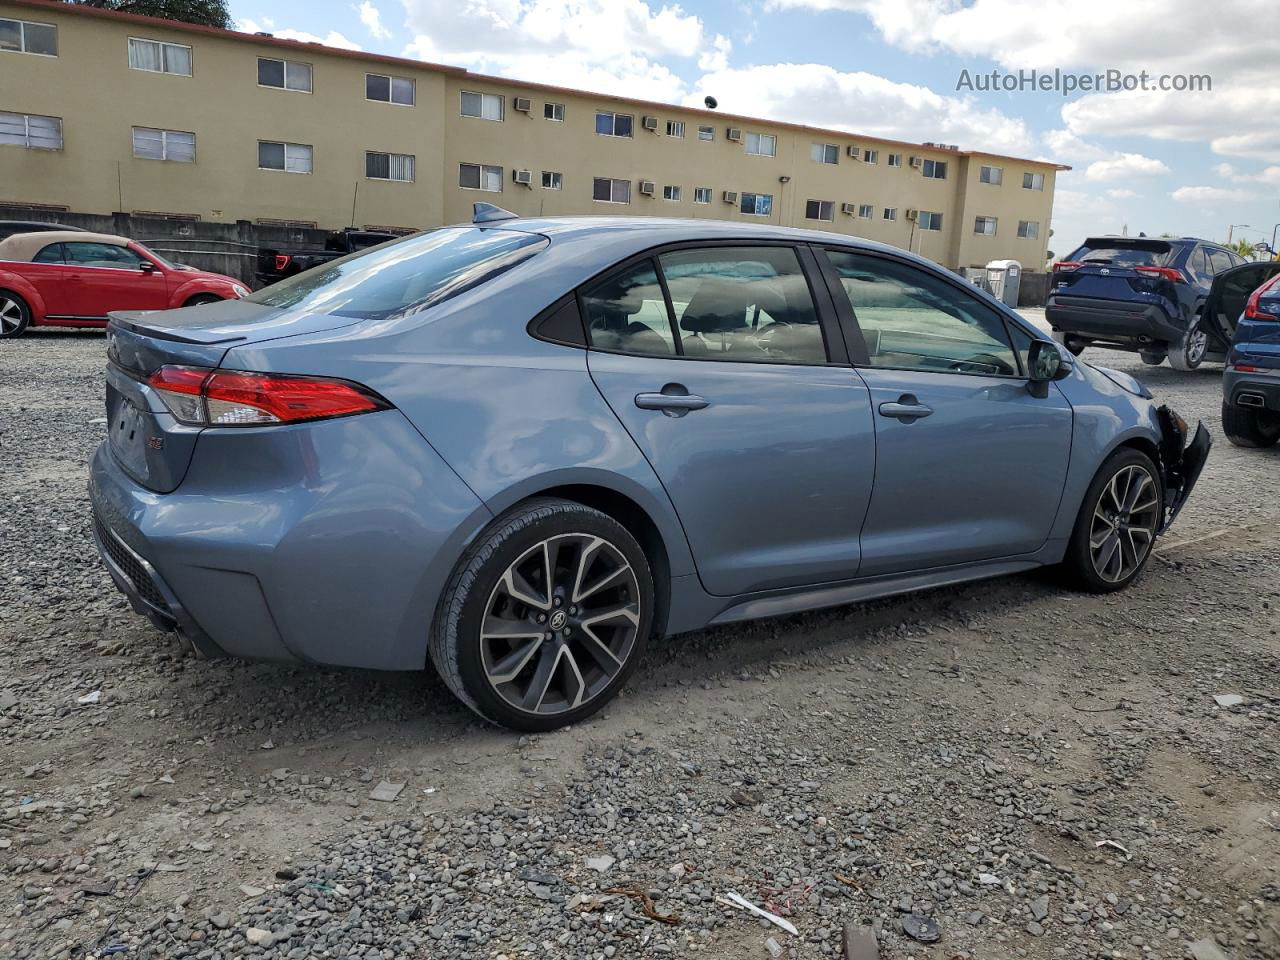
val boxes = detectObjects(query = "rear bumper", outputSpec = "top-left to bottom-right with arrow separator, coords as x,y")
1224,370 -> 1280,413
1047,296 -> 1185,348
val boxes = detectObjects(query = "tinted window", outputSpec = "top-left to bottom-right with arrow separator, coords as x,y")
245,228 -> 547,320
1208,248 -> 1235,275
826,250 -> 1018,376
660,246 -> 826,364
31,242 -> 63,264
1068,240 -> 1174,268
63,242 -> 145,268
582,260 -> 676,356
1187,247 -> 1213,284
256,57 -> 284,87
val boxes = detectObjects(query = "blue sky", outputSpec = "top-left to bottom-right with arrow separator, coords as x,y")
230,0 -> 1280,259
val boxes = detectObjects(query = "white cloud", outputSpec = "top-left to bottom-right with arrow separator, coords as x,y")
1106,188 -> 1137,199
686,63 -> 1036,155
1214,163 -> 1280,186
358,1 -> 391,40
237,18 -> 360,50
1171,185 -> 1254,204
1083,153 -> 1169,182
698,34 -> 732,72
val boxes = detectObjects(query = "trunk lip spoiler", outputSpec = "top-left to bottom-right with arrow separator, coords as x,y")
1156,405 -> 1212,534
108,311 -> 248,346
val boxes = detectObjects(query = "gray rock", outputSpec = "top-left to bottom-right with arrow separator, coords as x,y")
1029,894 -> 1050,922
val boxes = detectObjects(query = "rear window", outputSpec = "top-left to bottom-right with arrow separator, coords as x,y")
246,227 -> 547,320
1068,239 -> 1175,268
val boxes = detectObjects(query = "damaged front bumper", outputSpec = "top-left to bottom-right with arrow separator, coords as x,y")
1156,405 -> 1212,533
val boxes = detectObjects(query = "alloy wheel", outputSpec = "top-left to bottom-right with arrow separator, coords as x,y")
0,296 -> 23,335
1088,464 -> 1160,583
480,533 -> 641,716
1185,326 -> 1208,366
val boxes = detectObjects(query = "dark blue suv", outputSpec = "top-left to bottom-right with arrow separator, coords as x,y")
1046,236 -> 1246,372
1204,260 -> 1280,447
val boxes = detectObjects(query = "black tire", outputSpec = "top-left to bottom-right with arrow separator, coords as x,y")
0,290 -> 30,338
1139,350 -> 1166,366
184,294 -> 223,307
1051,331 -> 1085,356
1222,401 -> 1280,448
429,498 -> 653,732
1167,318 -> 1207,372
1061,448 -> 1163,593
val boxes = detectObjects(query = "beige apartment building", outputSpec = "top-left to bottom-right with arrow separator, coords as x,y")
0,0 -> 1067,270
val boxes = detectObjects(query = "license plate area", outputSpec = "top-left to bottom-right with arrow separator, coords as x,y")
104,363 -> 202,493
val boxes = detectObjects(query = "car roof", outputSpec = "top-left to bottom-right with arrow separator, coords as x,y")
0,231 -> 131,262
0,220 -> 86,231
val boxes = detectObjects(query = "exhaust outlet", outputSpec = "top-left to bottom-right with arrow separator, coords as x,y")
1237,393 -> 1266,409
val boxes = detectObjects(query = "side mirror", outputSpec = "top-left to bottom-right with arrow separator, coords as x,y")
139,261 -> 157,273
1027,339 -> 1073,397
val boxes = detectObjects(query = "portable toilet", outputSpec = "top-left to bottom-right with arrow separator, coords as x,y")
985,259 -> 1022,306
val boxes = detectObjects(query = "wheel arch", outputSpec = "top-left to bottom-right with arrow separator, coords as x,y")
0,272 -> 47,322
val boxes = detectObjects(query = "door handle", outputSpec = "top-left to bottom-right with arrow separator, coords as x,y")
635,387 -> 709,417
878,394 -> 933,422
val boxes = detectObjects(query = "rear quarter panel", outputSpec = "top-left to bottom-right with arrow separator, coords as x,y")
0,267 -> 49,321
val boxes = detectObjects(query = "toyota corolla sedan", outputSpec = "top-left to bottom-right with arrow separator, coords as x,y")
0,231 -> 247,337
89,209 -> 1210,731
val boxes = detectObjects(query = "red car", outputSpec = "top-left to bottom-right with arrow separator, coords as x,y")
0,231 -> 247,338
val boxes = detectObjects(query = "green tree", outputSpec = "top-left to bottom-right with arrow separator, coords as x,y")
1228,237 -> 1255,258
69,0 -> 232,29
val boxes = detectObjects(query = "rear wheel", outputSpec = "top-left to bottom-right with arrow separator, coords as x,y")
1062,449 -> 1163,593
1222,401 -> 1280,448
430,498 -> 653,732
1168,319 -> 1208,371
184,294 -> 223,307
0,290 -> 30,338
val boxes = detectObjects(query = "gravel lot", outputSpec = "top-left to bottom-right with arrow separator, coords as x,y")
1,318 -> 1277,960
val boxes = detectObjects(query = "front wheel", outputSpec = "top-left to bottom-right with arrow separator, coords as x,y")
430,498 -> 653,732
1061,449 -> 1163,593
1222,401 -> 1280,448
0,290 -> 31,338
1168,320 -> 1208,371
1051,330 -> 1085,356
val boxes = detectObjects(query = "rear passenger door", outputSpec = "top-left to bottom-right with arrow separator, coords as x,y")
819,248 -> 1073,577
584,244 -> 876,597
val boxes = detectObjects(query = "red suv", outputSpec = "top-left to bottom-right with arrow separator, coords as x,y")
0,231 -> 247,338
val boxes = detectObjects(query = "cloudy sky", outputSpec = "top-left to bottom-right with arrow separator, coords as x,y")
233,0 -> 1280,258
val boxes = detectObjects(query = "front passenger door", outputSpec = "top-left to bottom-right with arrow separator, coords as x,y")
822,248 -> 1073,577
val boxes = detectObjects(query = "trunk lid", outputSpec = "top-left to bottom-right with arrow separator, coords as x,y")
1053,238 -> 1181,307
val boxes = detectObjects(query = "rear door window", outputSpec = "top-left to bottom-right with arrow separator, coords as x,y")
1069,240 -> 1173,268
1208,248 -> 1236,276
581,260 -> 676,356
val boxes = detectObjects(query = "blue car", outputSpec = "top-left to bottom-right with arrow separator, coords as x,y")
1047,235 -> 1247,371
89,209 -> 1210,730
1206,260 -> 1280,447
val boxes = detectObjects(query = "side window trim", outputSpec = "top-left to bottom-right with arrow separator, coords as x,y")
817,245 -> 1030,380
33,241 -> 65,264
651,255 -> 685,356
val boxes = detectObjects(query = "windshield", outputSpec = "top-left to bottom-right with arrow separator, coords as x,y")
246,228 -> 548,320
1069,239 -> 1174,268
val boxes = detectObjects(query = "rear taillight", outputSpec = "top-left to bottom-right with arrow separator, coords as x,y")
274,254 -> 292,272
147,366 -> 389,426
1134,266 -> 1185,283
1244,274 -> 1280,319
1052,261 -> 1081,273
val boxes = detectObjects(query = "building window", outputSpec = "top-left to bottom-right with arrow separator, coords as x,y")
666,120 -> 684,138
805,199 -> 834,221
542,171 -> 562,189
745,132 -> 776,157
366,73 -> 414,105
1017,220 -> 1039,240
459,162 -> 502,191
697,125 -> 714,141
460,91 -> 504,121
595,111 -> 633,138
366,151 -> 414,182
544,102 -> 564,121
258,57 -> 312,93
1023,171 -> 1045,191
0,17 -> 56,56
919,211 -> 944,230
979,164 -> 1002,185
258,140 -> 312,173
740,192 -> 773,216
811,142 -> 838,165
857,204 -> 873,219
887,153 -> 902,167
128,37 -> 191,76
662,185 -> 681,201
974,215 -> 998,236
883,207 -> 897,221
132,126 -> 195,162
863,149 -> 879,164
592,177 -> 631,203
922,159 -> 947,179
693,187 -> 712,204
0,111 -> 62,150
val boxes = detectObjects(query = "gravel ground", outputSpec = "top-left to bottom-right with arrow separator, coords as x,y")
1,319 -> 1277,960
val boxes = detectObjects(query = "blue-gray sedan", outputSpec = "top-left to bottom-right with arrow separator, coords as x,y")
89,210 -> 1210,730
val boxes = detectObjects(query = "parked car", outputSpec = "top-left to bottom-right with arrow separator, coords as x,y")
1046,236 -> 1247,371
255,227 -> 404,286
89,210 -> 1210,731
0,231 -> 248,338
0,220 -> 88,242
1203,261 -> 1280,447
